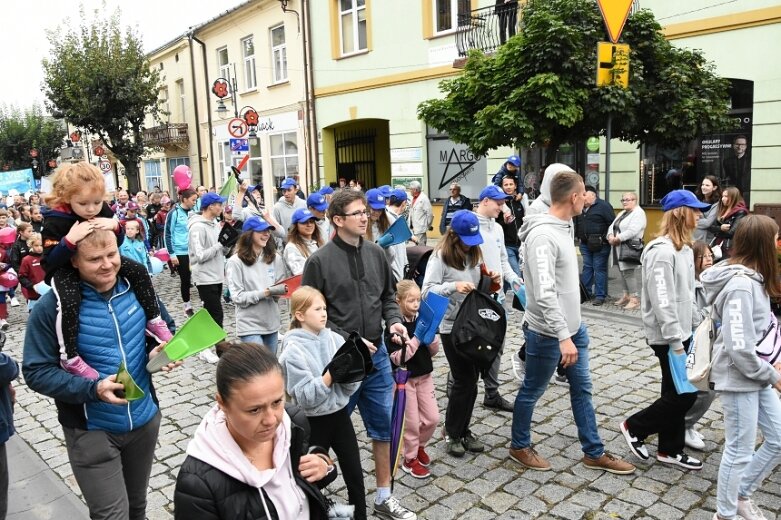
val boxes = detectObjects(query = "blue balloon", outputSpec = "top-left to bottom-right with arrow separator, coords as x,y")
149,257 -> 165,276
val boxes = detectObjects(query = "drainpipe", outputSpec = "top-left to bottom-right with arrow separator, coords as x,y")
303,0 -> 320,187
186,32 -> 204,186
188,29 -> 216,189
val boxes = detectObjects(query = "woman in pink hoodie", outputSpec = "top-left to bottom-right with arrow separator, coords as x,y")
174,342 -> 336,519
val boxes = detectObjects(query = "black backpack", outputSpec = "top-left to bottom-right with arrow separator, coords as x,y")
450,276 -> 507,369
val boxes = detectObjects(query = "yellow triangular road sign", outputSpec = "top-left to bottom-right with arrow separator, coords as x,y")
596,0 -> 634,43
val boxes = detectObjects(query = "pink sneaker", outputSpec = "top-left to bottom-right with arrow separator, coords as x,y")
146,318 -> 173,343
61,356 -> 99,380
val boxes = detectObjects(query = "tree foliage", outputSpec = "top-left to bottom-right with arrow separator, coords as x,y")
0,105 -> 65,174
418,0 -> 734,162
42,6 -> 164,193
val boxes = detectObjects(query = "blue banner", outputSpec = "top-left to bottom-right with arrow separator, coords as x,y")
0,169 -> 35,196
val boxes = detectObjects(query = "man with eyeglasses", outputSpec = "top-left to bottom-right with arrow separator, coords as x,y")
302,189 -> 416,520
439,182 -> 471,235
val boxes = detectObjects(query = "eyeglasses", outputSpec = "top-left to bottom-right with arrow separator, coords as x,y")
340,210 -> 371,218
620,198 -> 636,202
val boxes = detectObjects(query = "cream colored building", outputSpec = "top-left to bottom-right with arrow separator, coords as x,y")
141,0 -> 311,206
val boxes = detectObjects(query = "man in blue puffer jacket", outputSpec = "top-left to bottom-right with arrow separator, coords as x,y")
23,229 -> 179,520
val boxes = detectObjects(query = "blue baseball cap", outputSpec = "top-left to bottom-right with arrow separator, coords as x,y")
389,189 -> 408,203
660,189 -> 710,212
242,216 -> 275,232
365,188 -> 386,210
379,185 -> 393,198
246,183 -> 261,193
319,186 -> 334,195
200,192 -> 227,209
450,210 -> 483,246
307,193 -> 328,212
280,178 -> 297,189
506,155 -> 521,167
292,208 -> 318,225
479,185 -> 507,201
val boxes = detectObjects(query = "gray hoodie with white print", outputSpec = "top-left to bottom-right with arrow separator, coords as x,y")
701,263 -> 780,392
639,236 -> 695,351
187,213 -> 226,285
519,213 -> 581,340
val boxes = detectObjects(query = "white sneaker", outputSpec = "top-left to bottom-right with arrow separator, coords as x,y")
511,349 -> 526,382
685,428 -> 706,450
9,297 -> 19,307
374,496 -> 416,520
737,498 -> 768,520
198,348 -> 220,364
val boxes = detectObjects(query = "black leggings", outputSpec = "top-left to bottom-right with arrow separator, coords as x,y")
307,408 -> 366,520
52,257 -> 160,359
196,283 -> 223,328
176,255 -> 191,303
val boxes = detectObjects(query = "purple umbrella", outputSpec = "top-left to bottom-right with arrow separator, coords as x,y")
390,358 -> 410,485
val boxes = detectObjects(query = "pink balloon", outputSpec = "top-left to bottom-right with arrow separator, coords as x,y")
153,248 -> 171,262
173,165 -> 192,191
0,228 -> 15,246
0,272 -> 17,289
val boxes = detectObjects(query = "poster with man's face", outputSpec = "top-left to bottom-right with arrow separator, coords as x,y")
697,114 -> 752,206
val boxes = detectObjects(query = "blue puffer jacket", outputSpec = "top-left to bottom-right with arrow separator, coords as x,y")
164,204 -> 191,256
23,279 -> 159,434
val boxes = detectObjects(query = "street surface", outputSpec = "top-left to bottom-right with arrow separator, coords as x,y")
4,268 -> 780,519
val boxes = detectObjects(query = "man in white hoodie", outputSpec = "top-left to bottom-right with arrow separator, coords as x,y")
509,171 -> 635,475
273,178 -> 307,238
188,193 -> 228,362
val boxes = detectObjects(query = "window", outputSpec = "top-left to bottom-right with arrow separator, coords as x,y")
242,36 -> 257,90
248,138 -> 262,185
144,160 -> 162,192
217,47 -> 230,80
434,0 -> 470,34
270,132 -> 298,187
339,0 -> 367,55
218,142 -> 231,187
175,80 -> 185,121
270,25 -> 287,83
160,87 -> 169,121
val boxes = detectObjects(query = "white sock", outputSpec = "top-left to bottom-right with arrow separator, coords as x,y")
375,487 -> 391,505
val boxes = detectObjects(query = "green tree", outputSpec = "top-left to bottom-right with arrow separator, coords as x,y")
42,6 -> 164,193
417,0 -> 734,163
0,105 -> 65,176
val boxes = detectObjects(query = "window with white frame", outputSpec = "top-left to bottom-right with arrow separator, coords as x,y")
270,132 -> 298,187
217,47 -> 230,81
144,160 -> 162,192
175,79 -> 185,121
339,0 -> 367,55
270,25 -> 287,83
242,36 -> 257,90
434,0 -> 470,34
160,87 -> 170,121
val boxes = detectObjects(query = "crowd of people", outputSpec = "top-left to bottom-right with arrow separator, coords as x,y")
0,158 -> 774,520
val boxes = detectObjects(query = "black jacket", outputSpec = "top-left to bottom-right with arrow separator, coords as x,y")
387,320 -> 433,377
491,163 -> 522,189
439,195 -> 471,234
495,196 -> 524,247
174,406 -> 332,520
575,198 -> 615,241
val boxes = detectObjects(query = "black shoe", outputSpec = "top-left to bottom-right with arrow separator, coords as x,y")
484,395 -> 514,412
592,298 -> 605,306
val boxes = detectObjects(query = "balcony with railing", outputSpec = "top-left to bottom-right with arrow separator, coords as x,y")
455,3 -> 519,59
143,122 -> 189,147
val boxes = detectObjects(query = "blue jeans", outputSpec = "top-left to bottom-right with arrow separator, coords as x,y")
347,341 -> 393,442
503,245 -> 521,293
239,332 -> 279,355
579,244 -> 611,299
717,387 -> 781,518
511,323 -> 604,458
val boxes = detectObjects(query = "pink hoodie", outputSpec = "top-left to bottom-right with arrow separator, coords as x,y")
186,405 -> 310,519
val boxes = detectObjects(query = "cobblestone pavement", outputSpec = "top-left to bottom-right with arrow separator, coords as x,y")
4,268 -> 780,520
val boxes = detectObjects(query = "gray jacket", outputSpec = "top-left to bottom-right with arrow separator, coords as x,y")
421,252 -> 481,334
701,264 -> 780,392
519,214 -> 581,340
273,197 -> 307,238
693,202 -> 719,243
225,252 -> 287,336
639,236 -> 695,350
187,214 -> 225,285
278,328 -> 361,416
283,239 -> 318,276
476,212 -> 521,292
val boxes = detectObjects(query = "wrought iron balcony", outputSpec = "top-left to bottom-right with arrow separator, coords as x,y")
455,3 -> 519,57
143,122 -> 189,147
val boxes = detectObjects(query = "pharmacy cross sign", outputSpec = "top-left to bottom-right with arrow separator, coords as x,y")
596,0 -> 634,43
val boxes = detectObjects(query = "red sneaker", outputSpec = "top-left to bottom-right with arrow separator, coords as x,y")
61,356 -> 99,380
401,458 -> 430,479
146,318 -> 173,343
417,447 -> 431,467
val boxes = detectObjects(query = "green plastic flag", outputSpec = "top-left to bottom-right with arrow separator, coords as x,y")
116,361 -> 145,401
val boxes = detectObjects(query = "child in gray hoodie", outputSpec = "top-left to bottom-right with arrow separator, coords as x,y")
278,286 -> 365,520
701,215 -> 781,520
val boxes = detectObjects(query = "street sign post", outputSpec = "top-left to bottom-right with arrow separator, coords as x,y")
596,0 -> 634,43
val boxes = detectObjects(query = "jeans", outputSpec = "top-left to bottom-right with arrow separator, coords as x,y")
619,266 -> 640,296
347,341 -> 393,441
503,245 -> 521,293
579,244 -> 611,300
511,323 -> 604,458
239,333 -> 279,355
717,388 -> 781,518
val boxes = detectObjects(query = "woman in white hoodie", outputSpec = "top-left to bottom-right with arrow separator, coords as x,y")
174,342 -> 334,520
283,209 -> 323,276
702,215 -> 781,520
